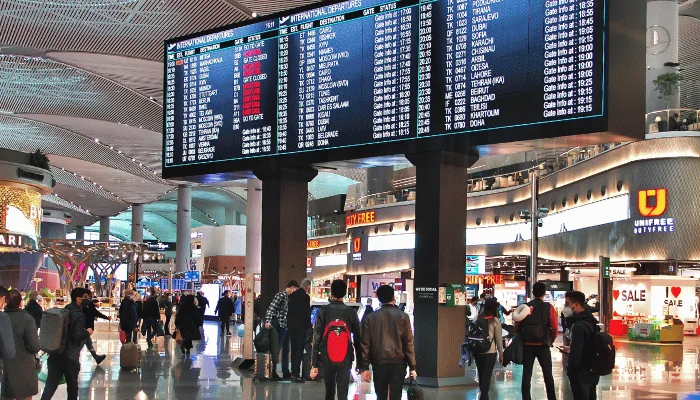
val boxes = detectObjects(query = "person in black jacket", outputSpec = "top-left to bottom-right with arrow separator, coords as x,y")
40,288 -> 91,400
142,288 -> 161,347
82,291 -> 109,364
310,280 -> 361,400
288,279 -> 312,383
562,291 -> 600,400
119,290 -> 139,343
196,291 -> 209,326
24,290 -> 43,329
175,295 -> 202,355
215,290 -> 234,336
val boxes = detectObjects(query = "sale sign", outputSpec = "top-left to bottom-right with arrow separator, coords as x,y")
650,285 -> 695,319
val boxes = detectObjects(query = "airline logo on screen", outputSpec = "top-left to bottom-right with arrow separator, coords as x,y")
634,188 -> 674,235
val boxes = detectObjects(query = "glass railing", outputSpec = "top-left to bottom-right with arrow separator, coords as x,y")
347,142 -> 625,210
307,215 -> 346,238
646,109 -> 700,135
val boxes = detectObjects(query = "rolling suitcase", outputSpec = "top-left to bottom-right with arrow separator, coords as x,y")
120,342 -> 141,370
254,352 -> 272,381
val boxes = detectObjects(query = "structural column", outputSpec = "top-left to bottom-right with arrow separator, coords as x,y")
176,184 -> 192,273
254,168 -> 317,311
99,216 -> 110,242
131,204 -> 144,243
75,226 -> 85,241
646,0 -> 680,112
244,178 -> 262,291
406,150 -> 477,388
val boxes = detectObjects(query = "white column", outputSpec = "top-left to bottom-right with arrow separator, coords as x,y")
647,1 -> 680,112
176,184 -> 192,273
245,178 -> 262,291
131,204 -> 144,242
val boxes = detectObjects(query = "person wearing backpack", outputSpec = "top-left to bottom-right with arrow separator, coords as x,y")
562,291 -> 603,400
360,285 -> 417,400
469,299 -> 503,400
309,280 -> 361,400
40,287 -> 92,400
517,281 -> 558,400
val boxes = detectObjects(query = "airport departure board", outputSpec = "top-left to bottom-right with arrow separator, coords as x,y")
164,0 -> 607,169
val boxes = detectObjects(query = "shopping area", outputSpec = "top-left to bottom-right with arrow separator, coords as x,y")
307,135 -> 700,343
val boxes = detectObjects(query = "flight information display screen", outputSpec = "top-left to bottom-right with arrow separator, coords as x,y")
164,0 -> 607,170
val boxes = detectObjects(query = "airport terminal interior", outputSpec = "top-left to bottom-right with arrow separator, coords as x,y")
1,0 -> 700,398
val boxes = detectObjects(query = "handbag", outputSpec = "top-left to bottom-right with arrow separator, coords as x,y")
38,354 -> 66,385
502,333 -> 524,366
407,377 -> 424,400
175,329 -> 184,345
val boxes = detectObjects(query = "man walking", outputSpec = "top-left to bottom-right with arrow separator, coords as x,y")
360,285 -> 417,400
142,288 -> 161,347
288,279 -> 312,382
196,291 -> 210,322
81,291 -> 109,364
0,286 -> 16,393
310,280 -> 361,400
563,291 -> 600,400
40,288 -> 92,400
215,290 -> 234,336
518,281 -> 558,400
264,280 -> 299,380
158,292 -> 174,336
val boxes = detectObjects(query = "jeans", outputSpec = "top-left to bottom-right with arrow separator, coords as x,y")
289,327 -> 308,378
40,355 -> 80,400
272,320 -> 290,375
373,363 -> 406,400
85,335 -> 99,359
569,370 -> 599,400
125,330 -> 138,343
522,345 -> 557,400
322,361 -> 351,400
164,314 -> 172,335
220,316 -> 231,334
474,353 -> 497,400
144,317 -> 157,342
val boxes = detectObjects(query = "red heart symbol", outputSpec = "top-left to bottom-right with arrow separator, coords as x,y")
612,290 -> 620,300
671,287 -> 681,298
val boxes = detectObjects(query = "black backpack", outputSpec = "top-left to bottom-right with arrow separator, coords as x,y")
518,300 -> 550,344
466,319 -> 492,354
583,321 -> 616,376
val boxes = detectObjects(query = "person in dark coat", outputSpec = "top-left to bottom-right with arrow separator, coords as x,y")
196,291 -> 209,326
3,289 -> 41,400
175,295 -> 202,355
214,290 -> 234,336
24,290 -> 43,329
119,290 -> 139,343
287,279 -> 312,382
142,289 -> 161,347
40,288 -> 91,400
158,293 -> 174,336
82,292 -> 109,364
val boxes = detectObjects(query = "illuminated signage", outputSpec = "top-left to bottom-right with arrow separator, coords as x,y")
144,241 -> 176,252
307,240 -> 320,250
634,189 -> 675,235
190,231 -> 204,239
346,211 -> 376,227
0,233 -> 36,250
352,237 -> 362,261
466,255 -> 486,275
612,289 -> 646,302
465,275 -> 505,285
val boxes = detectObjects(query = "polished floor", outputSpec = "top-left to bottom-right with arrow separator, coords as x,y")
26,321 -> 700,399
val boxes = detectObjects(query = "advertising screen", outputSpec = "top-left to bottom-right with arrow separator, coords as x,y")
164,0 -> 611,176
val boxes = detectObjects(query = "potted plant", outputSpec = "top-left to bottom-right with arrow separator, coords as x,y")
653,72 -> 684,109
30,149 -> 50,170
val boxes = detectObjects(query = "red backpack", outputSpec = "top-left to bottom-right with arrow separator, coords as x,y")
323,319 -> 351,363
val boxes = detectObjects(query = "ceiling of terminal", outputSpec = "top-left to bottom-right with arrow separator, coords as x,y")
0,1 -> 697,238
0,0 -> 331,234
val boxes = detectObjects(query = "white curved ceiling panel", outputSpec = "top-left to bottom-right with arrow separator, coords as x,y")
0,0 -> 249,61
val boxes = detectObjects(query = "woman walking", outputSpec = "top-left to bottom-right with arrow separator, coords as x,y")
175,295 -> 202,355
473,298 -> 504,400
2,289 -> 40,400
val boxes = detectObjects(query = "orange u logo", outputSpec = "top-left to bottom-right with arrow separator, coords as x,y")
353,237 -> 361,253
638,189 -> 667,217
